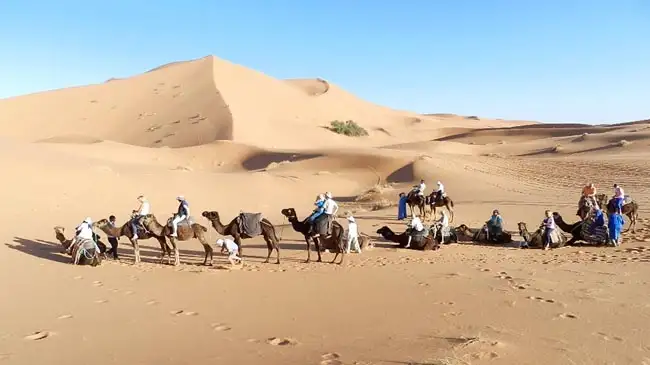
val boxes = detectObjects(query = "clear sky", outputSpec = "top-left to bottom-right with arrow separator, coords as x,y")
0,0 -> 648,124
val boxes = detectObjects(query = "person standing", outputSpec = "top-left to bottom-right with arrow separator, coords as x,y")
345,215 -> 361,254
397,193 -> 408,220
106,215 -> 119,260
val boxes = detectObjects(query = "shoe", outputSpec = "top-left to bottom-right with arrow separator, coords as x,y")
132,235 -> 138,240
170,233 -> 177,237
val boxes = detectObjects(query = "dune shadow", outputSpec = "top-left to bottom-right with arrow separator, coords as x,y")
241,152 -> 322,171
6,237 -> 70,264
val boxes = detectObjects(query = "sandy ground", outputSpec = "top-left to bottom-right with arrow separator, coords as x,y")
1,56 -> 649,365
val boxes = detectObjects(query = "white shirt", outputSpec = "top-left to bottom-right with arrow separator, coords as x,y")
438,214 -> 449,227
138,201 -> 151,215
419,183 -> 426,192
347,221 -> 358,238
76,222 -> 94,240
219,238 -> 239,253
614,186 -> 624,198
410,217 -> 424,231
437,183 -> 445,193
324,198 -> 339,215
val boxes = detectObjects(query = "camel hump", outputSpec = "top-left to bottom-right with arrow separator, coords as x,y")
166,215 -> 195,228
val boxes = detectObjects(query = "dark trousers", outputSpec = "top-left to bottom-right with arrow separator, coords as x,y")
107,237 -> 119,259
543,228 -> 553,246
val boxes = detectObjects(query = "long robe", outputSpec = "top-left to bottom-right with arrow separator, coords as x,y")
397,196 -> 407,220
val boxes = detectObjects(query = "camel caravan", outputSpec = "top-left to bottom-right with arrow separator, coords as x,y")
54,181 -> 639,267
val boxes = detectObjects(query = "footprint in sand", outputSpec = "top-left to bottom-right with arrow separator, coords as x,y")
211,323 -> 231,332
73,276 -> 83,280
92,281 -> 103,287
321,352 -> 343,365
24,331 -> 52,341
94,299 -> 108,304
594,332 -> 624,342
170,310 -> 198,316
266,337 -> 299,346
558,313 -> 578,319
527,296 -> 556,304
146,300 -> 158,306
57,314 -> 73,320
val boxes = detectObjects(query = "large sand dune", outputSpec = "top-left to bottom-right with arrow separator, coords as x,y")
1,55 -> 649,365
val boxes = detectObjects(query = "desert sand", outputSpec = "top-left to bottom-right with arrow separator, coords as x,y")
1,55 -> 649,365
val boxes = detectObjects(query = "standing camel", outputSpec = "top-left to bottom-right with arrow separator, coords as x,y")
405,190 -> 426,219
94,218 -> 169,265
426,192 -> 455,222
201,211 -> 281,264
599,194 -> 640,233
140,214 -> 211,266
280,208 -> 346,264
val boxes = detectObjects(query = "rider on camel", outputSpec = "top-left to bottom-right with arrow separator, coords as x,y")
308,194 -> 326,234
581,183 -> 598,209
323,192 -> 339,235
613,183 -> 625,214
434,181 -> 445,203
171,195 -> 190,237
414,179 -> 426,197
130,195 -> 150,240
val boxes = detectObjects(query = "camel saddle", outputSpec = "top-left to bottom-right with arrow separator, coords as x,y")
408,226 -> 430,245
237,212 -> 263,237
70,237 -> 101,265
166,215 -> 195,230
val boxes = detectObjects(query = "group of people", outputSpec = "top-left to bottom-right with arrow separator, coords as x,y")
306,192 -> 362,254
396,179 -> 447,220
580,182 -> 627,246
581,182 -> 626,214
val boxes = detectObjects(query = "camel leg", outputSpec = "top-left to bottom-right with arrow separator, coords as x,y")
166,237 -> 180,266
447,205 -> 454,223
262,235 -> 276,264
314,237 -> 323,262
304,235 -> 311,263
129,238 -> 141,264
198,235 -> 213,266
331,251 -> 339,264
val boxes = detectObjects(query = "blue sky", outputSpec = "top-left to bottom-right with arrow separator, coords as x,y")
0,0 -> 648,123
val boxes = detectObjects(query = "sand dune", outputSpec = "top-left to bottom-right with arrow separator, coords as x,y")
1,54 -> 650,365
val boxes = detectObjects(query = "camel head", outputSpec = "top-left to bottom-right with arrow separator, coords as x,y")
202,211 -> 220,221
455,224 -> 471,235
375,225 -> 393,238
53,226 -> 66,242
517,222 -> 527,234
94,218 -> 109,228
280,208 -> 297,220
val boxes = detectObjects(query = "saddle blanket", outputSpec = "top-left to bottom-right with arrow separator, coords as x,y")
238,212 -> 262,237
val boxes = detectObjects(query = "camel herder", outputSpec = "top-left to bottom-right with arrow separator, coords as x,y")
397,192 -> 407,220
216,238 -> 242,265
345,215 -> 361,254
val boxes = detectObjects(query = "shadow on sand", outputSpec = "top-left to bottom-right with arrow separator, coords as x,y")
6,237 -> 70,264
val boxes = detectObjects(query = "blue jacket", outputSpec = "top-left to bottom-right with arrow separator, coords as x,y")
309,200 -> 325,222
593,209 -> 605,227
488,215 -> 502,228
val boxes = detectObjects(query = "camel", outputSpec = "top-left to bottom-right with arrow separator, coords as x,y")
94,218 -> 169,265
405,190 -> 426,218
201,210 -> 281,264
139,214 -> 211,266
552,212 -> 608,246
426,192 -> 455,222
375,225 -> 440,250
53,226 -> 105,266
599,194 -> 640,233
456,224 -> 512,244
280,208 -> 346,264
576,193 -> 605,220
517,222 -> 567,249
